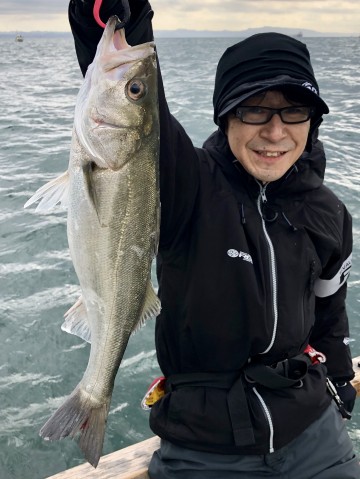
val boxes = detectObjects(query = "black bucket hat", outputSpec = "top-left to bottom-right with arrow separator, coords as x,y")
213,33 -> 329,126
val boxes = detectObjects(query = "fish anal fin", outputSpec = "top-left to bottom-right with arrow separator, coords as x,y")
62,296 -> 91,343
133,280 -> 161,334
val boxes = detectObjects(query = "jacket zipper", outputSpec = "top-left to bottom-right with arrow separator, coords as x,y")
256,182 -> 278,353
253,387 -> 274,453
255,182 -> 277,453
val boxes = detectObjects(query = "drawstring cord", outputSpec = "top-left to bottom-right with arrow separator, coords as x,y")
284,163 -> 299,180
282,212 -> 298,232
241,203 -> 246,224
231,158 -> 298,231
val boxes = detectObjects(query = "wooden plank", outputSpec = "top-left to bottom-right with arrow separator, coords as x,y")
46,355 -> 360,479
45,436 -> 159,479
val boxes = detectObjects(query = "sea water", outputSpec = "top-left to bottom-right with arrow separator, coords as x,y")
0,35 -> 359,478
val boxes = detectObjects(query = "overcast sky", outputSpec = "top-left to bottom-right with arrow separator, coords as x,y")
2,0 -> 360,34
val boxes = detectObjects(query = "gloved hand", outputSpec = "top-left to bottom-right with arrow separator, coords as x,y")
79,0 -> 148,22
70,0 -> 153,76
79,0 -> 127,20
335,381 -> 357,414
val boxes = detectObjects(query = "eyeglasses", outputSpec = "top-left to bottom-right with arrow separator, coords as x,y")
234,106 -> 315,125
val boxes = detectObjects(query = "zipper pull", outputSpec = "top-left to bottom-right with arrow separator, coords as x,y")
259,184 -> 268,203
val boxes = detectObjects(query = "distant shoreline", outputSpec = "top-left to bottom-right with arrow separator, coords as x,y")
1,28 -> 357,39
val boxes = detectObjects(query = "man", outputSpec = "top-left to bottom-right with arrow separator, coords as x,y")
69,1 -> 359,477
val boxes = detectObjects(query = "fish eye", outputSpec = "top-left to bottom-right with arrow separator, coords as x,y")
126,79 -> 146,101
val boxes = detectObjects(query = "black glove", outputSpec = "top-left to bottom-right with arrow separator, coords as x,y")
335,381 -> 357,414
80,0 -> 118,13
69,0 -> 153,76
79,0 -> 148,23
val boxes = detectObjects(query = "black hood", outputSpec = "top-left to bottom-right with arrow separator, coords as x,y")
212,33 -> 328,152
202,128 -> 326,200
213,33 -> 329,126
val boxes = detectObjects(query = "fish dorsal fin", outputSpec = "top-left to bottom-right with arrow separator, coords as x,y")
132,280 -> 161,334
61,295 -> 91,343
24,171 -> 69,212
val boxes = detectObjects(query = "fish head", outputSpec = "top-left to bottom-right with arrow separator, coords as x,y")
74,16 -> 158,170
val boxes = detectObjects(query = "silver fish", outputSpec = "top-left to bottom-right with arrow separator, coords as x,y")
24,16 -> 160,467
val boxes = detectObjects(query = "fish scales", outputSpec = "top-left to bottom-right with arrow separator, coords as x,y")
24,16 -> 160,468
68,124 -> 159,398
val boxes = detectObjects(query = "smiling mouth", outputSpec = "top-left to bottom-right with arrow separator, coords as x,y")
254,150 -> 287,158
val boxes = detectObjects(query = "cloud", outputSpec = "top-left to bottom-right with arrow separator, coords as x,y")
2,0 -> 66,15
0,0 -> 69,31
3,0 -> 360,16
0,0 -> 359,33
151,0 -> 360,33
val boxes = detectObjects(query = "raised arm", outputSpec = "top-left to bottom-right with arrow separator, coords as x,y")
68,0 -> 201,248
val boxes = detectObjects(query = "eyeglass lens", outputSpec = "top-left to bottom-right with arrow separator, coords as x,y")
236,106 -> 313,124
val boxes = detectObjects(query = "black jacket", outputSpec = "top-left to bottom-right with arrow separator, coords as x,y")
69,0 -> 354,455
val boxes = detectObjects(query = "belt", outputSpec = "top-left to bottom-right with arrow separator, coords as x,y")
244,354 -> 312,389
166,353 -> 312,447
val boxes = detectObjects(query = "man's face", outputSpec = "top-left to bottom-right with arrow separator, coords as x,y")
226,90 -> 311,183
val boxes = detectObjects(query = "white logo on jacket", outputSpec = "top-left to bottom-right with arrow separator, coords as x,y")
227,249 -> 253,264
314,253 -> 352,298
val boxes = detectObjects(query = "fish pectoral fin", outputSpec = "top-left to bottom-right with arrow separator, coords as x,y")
24,171 -> 70,212
132,280 -> 161,333
83,162 -> 108,228
62,295 -> 91,343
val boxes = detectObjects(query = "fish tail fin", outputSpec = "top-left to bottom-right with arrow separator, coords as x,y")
40,388 -> 109,468
78,401 -> 109,468
24,170 -> 69,212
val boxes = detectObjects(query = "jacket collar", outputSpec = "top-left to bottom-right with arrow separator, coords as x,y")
202,128 -> 326,202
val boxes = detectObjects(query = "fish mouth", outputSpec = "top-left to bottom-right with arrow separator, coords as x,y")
91,118 -> 123,130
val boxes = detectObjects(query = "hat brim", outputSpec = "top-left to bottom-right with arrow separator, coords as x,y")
217,76 -> 329,123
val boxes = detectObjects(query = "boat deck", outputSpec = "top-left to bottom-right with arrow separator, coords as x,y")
46,357 -> 360,479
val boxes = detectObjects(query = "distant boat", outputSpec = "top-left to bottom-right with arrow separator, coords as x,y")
295,31 -> 303,38
15,34 -> 24,42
